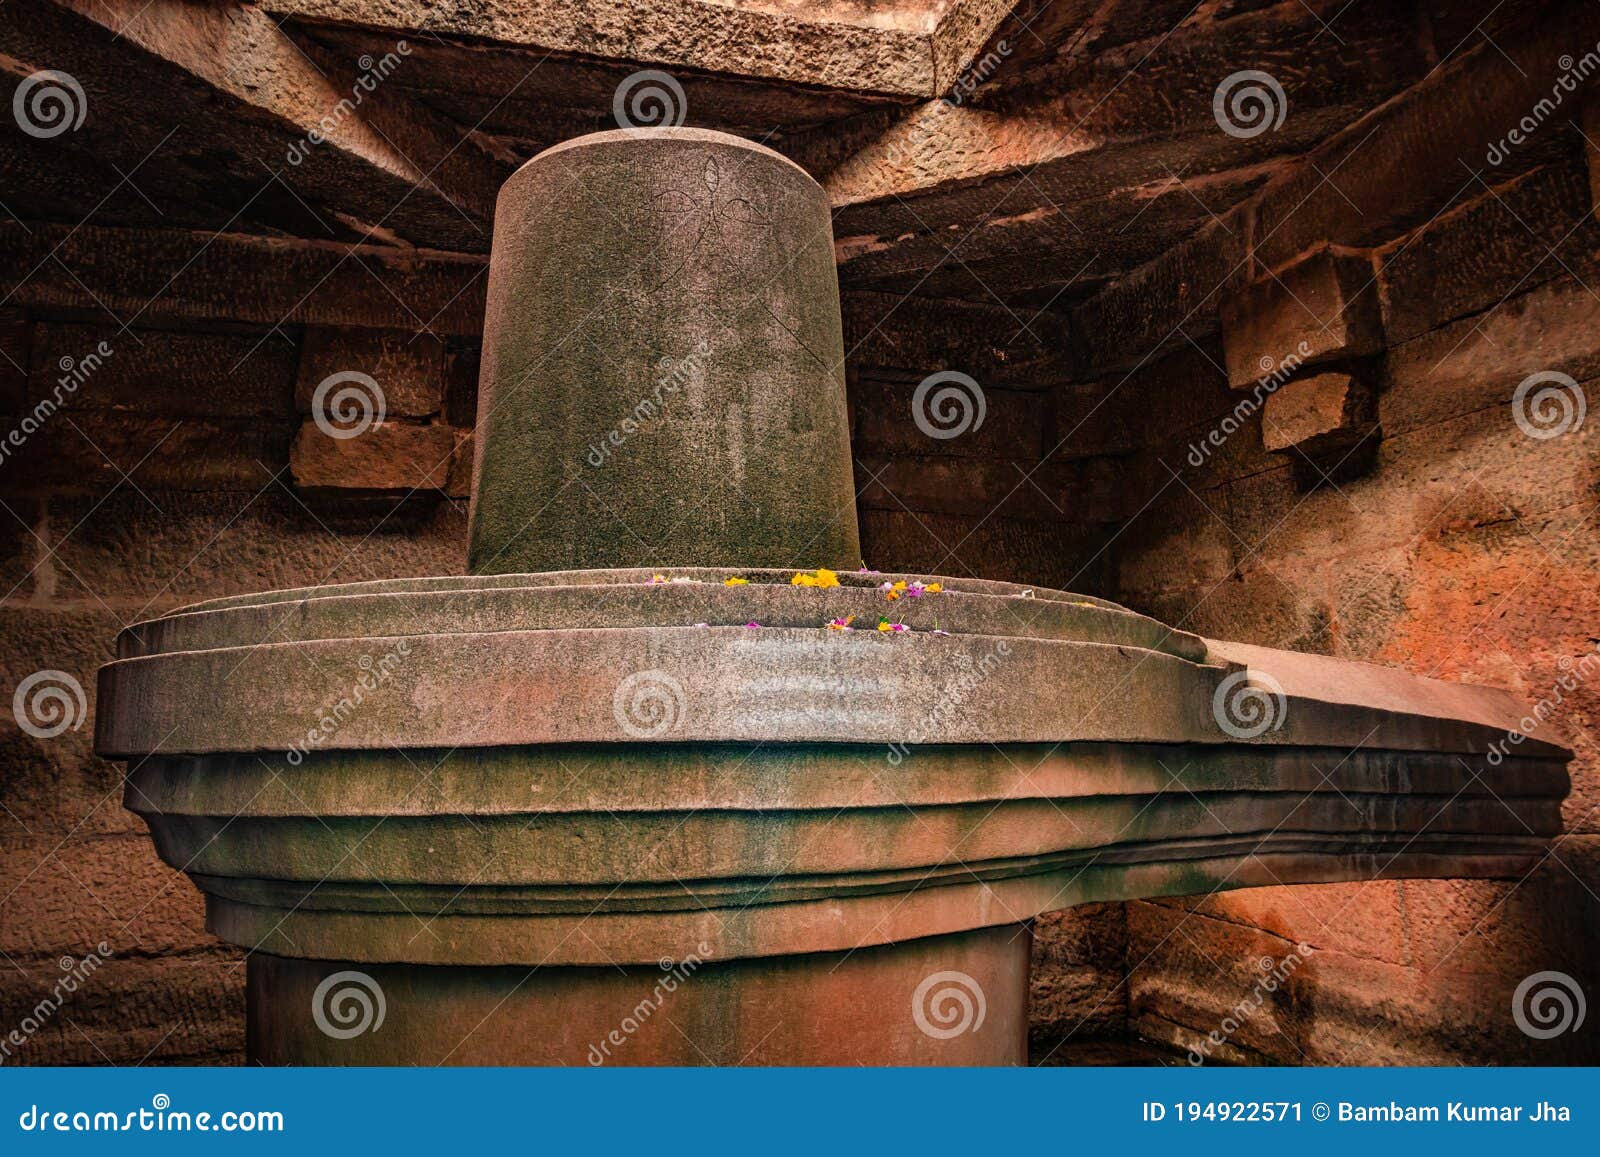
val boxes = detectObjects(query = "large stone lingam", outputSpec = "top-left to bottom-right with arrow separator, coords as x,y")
96,128 -> 1569,1066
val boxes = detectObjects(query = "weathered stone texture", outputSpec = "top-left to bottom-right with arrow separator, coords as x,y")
1219,248 -> 1383,389
1259,371 -> 1378,458
1112,241 -> 1600,1061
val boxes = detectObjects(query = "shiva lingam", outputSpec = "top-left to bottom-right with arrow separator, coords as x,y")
96,128 -> 1569,1065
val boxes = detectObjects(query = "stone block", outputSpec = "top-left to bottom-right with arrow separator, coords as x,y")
852,375 -> 1047,460
294,326 -> 446,420
4,412 -> 294,495
30,322 -> 296,418
0,949 -> 244,1064
1220,248 -> 1384,388
289,418 -> 459,495
45,489 -> 468,605
0,606 -> 140,838
1,308 -> 29,418
0,833 -> 213,959
1260,370 -> 1379,457
1378,156 -> 1596,345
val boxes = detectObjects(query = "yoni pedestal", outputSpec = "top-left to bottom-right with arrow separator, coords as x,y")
96,128 -> 1568,1066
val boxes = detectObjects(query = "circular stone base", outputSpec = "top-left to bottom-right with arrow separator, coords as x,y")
247,926 -> 1029,1066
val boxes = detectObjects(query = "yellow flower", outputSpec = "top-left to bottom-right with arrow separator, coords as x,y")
791,568 -> 840,589
925,583 -> 943,594
724,576 -> 749,586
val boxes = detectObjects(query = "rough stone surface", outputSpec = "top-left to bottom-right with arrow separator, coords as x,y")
1260,371 -> 1378,457
471,128 -> 859,574
1220,248 -> 1384,389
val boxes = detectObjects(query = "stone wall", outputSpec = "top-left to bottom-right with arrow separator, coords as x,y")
0,315 -> 471,1064
1099,147 -> 1600,1064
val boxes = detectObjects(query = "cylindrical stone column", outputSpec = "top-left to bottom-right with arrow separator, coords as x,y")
468,127 -> 860,575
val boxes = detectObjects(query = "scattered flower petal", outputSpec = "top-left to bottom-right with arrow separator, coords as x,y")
745,621 -> 762,629
791,568 -> 841,589
723,576 -> 749,586
826,615 -> 855,631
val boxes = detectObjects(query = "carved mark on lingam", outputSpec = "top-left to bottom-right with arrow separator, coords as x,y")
642,153 -> 771,292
